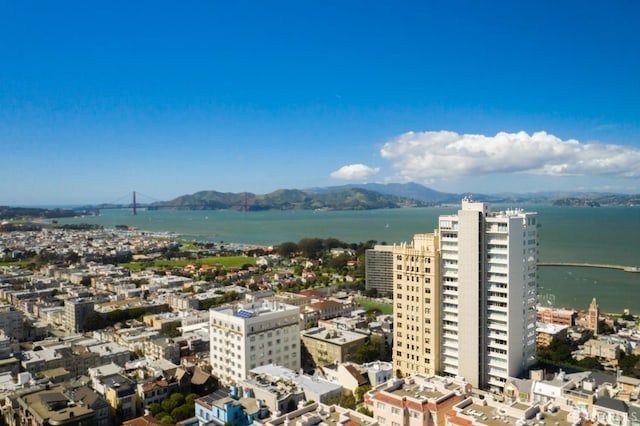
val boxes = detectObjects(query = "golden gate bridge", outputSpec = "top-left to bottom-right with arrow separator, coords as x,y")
91,191 -> 251,215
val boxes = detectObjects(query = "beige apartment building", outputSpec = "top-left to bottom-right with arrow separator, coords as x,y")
392,233 -> 440,378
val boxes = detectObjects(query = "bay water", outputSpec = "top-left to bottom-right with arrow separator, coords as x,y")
59,205 -> 640,314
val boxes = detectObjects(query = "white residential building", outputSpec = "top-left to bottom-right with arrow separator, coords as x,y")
209,300 -> 300,384
437,199 -> 538,390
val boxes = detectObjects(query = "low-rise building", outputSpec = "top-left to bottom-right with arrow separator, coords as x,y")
536,306 -> 576,326
195,387 -> 270,426
583,338 -> 622,362
137,379 -> 172,414
98,373 -> 139,422
250,364 -> 344,406
63,298 -> 95,333
6,385 -> 95,426
300,298 -> 359,329
301,326 -> 368,367
365,374 -> 470,426
319,362 -> 368,394
142,312 -> 182,333
446,394 -> 575,426
0,305 -> 25,340
264,401 -> 379,426
593,396 -> 629,426
536,322 -> 569,348
143,337 -> 180,364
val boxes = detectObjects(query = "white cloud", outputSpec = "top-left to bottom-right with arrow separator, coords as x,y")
380,130 -> 640,182
330,164 -> 380,180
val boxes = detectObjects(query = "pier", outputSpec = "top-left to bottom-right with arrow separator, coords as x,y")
538,262 -> 640,273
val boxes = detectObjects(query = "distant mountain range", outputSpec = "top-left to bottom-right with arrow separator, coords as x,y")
2,184 -> 638,219
147,187 -> 432,211
144,183 -> 639,211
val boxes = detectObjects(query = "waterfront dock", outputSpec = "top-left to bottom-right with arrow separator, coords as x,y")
538,262 -> 640,273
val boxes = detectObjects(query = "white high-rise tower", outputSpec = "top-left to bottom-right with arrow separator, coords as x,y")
438,199 -> 538,390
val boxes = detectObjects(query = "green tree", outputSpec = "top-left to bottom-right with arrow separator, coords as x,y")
355,384 -> 372,403
159,414 -> 175,425
576,357 -> 603,371
277,241 -> 298,257
298,238 -> 324,258
619,353 -> 640,378
161,397 -> 179,413
148,402 -> 163,416
323,238 -> 346,250
165,322 -> 182,338
358,406 -> 374,417
328,253 -> 350,271
537,336 -> 573,364
354,344 -> 379,364
169,392 -> 185,406
329,391 -> 356,409
106,309 -> 127,324
82,312 -> 106,331
186,393 -> 199,406
172,405 -> 193,421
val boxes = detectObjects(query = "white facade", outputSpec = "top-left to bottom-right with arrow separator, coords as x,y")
210,300 -> 300,384
438,199 -> 538,390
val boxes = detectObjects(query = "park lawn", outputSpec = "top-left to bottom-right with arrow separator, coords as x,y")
0,260 -> 32,267
119,262 -> 143,270
196,256 -> 256,268
355,297 -> 393,315
121,256 -> 256,270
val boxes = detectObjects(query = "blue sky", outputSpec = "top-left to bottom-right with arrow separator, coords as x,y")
1,1 -> 639,205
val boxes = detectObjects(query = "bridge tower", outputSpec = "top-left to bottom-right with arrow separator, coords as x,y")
133,191 -> 137,215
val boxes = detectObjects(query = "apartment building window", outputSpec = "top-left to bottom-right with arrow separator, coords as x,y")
391,407 -> 401,415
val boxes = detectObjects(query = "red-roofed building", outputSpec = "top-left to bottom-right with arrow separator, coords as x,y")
365,374 -> 470,426
300,298 -> 359,328
123,415 -> 165,426
137,379 -> 171,413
